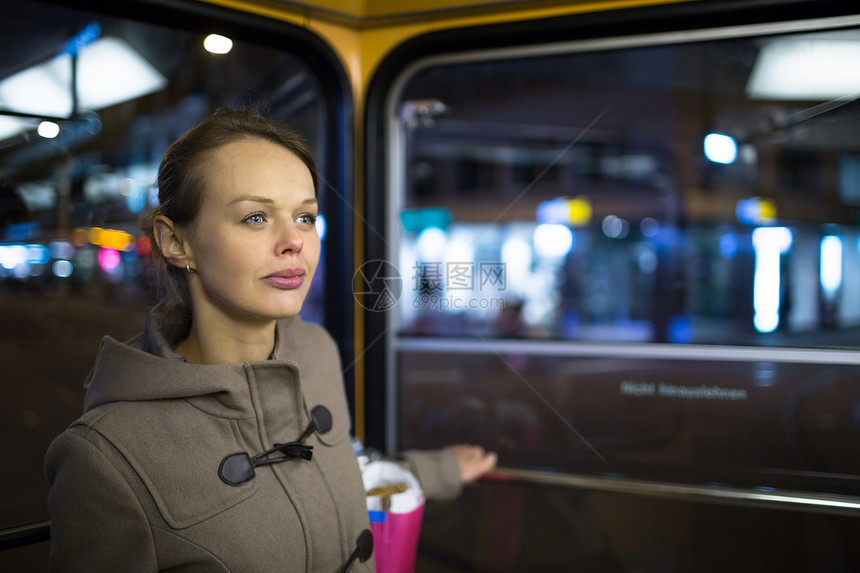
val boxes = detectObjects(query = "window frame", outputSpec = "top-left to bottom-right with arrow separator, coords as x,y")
363,0 -> 860,509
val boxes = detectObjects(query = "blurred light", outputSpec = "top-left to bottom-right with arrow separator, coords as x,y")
568,197 -> 592,226
16,184 -> 55,211
820,235 -> 843,297
84,226 -> 135,251
61,22 -> 101,56
0,37 -> 167,124
752,227 -> 793,333
0,245 -> 27,270
501,234 -> 532,295
740,144 -> 757,165
121,178 -> 147,213
127,190 -> 146,213
27,244 -> 51,265
416,226 -> 447,261
444,229 -> 475,266
88,227 -> 103,245
85,115 -> 103,134
147,186 -> 159,207
719,233 -> 738,259
668,314 -> 692,343
747,39 -> 860,100
736,197 -> 777,225
12,260 -> 30,279
4,221 -> 42,240
533,224 -> 573,258
536,199 -> 568,225
315,213 -> 327,241
52,260 -> 73,278
753,364 -> 777,388
536,196 -> 591,226
50,241 -> 74,260
85,172 -> 125,202
136,236 -> 151,256
72,227 -> 89,246
37,121 -> 59,138
204,34 -> 233,55
637,245 -> 658,274
704,133 -> 737,164
602,215 -> 628,239
640,217 -> 659,238
98,248 -> 121,272
75,248 -> 96,269
500,236 -> 530,265
752,226 -> 792,254
401,208 -> 451,233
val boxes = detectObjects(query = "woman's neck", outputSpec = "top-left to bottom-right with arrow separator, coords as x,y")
175,313 -> 276,365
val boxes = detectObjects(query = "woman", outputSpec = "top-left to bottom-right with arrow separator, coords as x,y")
45,110 -> 496,572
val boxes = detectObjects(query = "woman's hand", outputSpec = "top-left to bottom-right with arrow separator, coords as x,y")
444,444 -> 498,484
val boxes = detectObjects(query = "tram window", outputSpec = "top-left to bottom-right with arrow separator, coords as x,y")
0,0 -> 332,558
393,29 -> 860,349
387,18 -> 860,498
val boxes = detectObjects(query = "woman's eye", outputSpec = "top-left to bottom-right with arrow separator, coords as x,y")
245,213 -> 266,225
296,214 -> 317,226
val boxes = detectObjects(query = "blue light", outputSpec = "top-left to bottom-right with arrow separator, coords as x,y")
704,133 -> 738,164
27,244 -> 51,265
719,233 -> 738,259
60,22 -> 101,56
668,314 -> 692,343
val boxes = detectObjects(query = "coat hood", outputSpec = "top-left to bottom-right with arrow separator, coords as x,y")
83,308 -> 302,418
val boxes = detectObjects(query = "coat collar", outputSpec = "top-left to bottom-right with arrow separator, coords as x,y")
83,309 -> 304,419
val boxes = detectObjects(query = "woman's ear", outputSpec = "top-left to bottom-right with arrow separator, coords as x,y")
153,215 -> 194,269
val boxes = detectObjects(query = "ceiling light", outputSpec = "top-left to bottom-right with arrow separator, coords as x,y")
204,34 -> 233,55
0,36 -> 167,138
37,121 -> 59,138
747,38 -> 860,100
704,133 -> 737,164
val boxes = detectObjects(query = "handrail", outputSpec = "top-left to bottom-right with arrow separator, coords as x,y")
2,469 -> 858,552
485,467 -> 860,517
0,519 -> 50,551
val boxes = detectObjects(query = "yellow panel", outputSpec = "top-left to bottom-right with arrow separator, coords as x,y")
362,0 -> 630,19
203,0 -> 695,94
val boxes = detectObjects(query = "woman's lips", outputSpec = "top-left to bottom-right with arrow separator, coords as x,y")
263,269 -> 305,289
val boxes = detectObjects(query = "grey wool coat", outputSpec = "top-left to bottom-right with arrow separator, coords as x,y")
45,310 -> 462,572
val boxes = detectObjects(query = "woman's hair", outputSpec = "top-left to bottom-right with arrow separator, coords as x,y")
141,109 -> 318,340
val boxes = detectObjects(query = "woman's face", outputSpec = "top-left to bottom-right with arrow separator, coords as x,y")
184,137 -> 320,325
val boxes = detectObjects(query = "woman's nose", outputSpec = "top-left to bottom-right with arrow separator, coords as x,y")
277,223 -> 304,255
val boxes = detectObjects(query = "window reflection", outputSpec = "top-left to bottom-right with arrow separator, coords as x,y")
396,29 -> 860,349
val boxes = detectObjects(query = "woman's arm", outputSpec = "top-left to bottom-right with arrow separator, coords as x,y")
45,429 -> 157,572
399,445 -> 497,502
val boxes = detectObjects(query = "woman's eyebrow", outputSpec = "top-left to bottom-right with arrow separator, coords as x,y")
228,194 -> 274,206
227,195 -> 318,207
